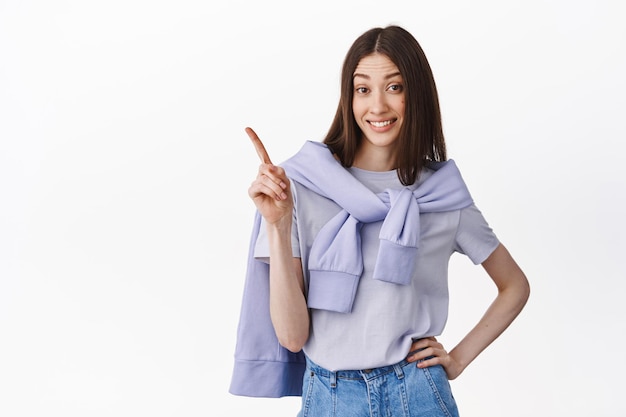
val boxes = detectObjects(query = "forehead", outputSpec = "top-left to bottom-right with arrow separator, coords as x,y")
353,53 -> 400,77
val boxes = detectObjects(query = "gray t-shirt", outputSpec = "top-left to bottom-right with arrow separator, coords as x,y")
255,165 -> 499,371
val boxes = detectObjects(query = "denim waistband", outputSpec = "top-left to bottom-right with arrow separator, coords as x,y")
305,356 -> 411,381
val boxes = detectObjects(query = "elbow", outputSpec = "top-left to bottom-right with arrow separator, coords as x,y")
276,322 -> 309,353
497,270 -> 530,312
524,278 -> 531,302
270,314 -> 309,352
520,273 -> 531,304
511,272 -> 531,310
278,335 -> 308,353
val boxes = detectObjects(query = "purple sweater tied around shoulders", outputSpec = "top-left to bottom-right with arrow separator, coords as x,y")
229,141 -> 473,398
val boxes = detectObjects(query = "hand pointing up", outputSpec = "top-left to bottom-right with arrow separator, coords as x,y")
245,127 -> 293,225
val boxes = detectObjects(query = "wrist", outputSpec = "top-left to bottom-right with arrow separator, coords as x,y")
266,216 -> 292,237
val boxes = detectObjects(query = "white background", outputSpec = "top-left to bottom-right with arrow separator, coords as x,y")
1,0 -> 625,416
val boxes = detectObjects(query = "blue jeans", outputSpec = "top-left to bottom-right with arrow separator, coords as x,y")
297,356 -> 459,417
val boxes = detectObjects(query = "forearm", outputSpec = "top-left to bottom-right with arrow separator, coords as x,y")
266,219 -> 309,352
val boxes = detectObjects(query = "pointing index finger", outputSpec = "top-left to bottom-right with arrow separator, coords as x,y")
245,127 -> 272,164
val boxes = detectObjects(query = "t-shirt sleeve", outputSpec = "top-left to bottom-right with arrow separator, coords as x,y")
454,204 -> 500,264
253,209 -> 301,262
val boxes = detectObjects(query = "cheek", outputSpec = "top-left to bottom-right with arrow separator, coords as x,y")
398,98 -> 406,114
352,101 -> 365,119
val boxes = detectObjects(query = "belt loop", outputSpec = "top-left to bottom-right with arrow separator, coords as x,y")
330,371 -> 337,388
394,363 -> 405,380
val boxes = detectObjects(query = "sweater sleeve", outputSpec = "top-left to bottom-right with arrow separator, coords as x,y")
229,211 -> 306,397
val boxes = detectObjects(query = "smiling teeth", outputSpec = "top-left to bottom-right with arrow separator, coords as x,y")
370,120 -> 392,127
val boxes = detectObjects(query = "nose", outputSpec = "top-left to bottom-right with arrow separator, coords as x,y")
369,91 -> 388,114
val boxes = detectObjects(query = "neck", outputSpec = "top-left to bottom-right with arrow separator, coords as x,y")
353,143 -> 397,171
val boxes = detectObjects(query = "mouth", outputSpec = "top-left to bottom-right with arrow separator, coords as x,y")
368,119 -> 396,128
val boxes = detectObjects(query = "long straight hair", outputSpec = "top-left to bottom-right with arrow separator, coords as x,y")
323,25 -> 446,186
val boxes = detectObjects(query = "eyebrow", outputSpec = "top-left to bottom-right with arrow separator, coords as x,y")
353,71 -> 402,80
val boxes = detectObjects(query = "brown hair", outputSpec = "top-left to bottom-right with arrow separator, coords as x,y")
323,25 -> 446,185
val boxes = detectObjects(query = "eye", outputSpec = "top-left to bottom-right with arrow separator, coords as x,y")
355,86 -> 369,94
387,83 -> 404,93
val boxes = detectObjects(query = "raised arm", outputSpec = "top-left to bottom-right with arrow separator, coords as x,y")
246,127 -> 309,352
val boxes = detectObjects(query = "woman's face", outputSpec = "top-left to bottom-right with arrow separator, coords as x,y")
352,53 -> 405,152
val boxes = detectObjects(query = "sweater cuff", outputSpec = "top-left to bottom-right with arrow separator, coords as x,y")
229,358 -> 305,398
373,239 -> 417,285
308,270 -> 360,313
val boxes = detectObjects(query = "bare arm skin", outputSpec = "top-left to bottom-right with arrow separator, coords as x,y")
245,127 -> 309,352
407,243 -> 530,380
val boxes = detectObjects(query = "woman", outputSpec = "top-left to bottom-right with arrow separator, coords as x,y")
230,25 -> 530,417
